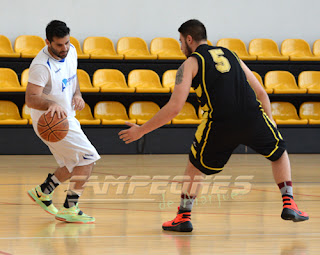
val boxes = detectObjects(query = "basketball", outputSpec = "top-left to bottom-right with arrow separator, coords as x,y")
37,112 -> 69,142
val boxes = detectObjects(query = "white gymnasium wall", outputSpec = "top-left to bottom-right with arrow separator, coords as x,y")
1,0 -> 319,47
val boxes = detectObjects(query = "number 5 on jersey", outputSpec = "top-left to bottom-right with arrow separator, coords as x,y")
209,49 -> 231,73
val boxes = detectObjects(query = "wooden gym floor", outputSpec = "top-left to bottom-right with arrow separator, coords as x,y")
0,154 -> 319,254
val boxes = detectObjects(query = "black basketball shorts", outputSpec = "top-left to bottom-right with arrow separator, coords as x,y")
189,111 -> 286,175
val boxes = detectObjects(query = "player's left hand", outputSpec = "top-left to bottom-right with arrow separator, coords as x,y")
72,95 -> 85,111
118,122 -> 143,144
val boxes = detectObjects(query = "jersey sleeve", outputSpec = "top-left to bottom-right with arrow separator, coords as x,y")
28,64 -> 50,87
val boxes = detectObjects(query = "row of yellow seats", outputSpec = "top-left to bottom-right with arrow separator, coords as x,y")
271,102 -> 320,125
1,100 -> 320,126
0,35 -> 186,60
0,68 -> 193,93
1,101 -> 202,125
2,67 -> 320,94
2,35 -> 320,61
217,38 -> 320,61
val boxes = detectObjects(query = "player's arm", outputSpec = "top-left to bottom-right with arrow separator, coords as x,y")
25,65 -> 67,118
119,56 -> 198,144
240,60 -> 275,124
72,78 -> 85,111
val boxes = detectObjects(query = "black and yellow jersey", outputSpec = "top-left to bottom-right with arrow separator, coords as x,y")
191,44 -> 261,121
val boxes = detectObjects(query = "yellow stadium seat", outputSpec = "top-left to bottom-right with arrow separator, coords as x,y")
298,71 -> 320,94
70,36 -> 89,59
22,104 -> 32,124
128,70 -> 170,93
93,69 -> 135,93
299,102 -> 320,124
21,68 -> 29,88
94,101 -> 136,125
271,102 -> 307,125
129,101 -> 167,125
117,37 -> 157,60
0,68 -> 25,92
0,101 -> 28,125
150,38 -> 186,60
75,103 -> 100,125
83,37 -> 123,59
162,69 -> 195,93
249,39 -> 288,61
281,39 -> 320,61
77,69 -> 99,92
207,40 -> 213,46
217,38 -> 256,61
264,71 -> 306,94
172,102 -> 202,124
0,35 -> 20,58
252,71 -> 273,94
312,39 -> 320,57
14,35 -> 45,58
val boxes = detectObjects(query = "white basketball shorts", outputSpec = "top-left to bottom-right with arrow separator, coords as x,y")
32,116 -> 100,172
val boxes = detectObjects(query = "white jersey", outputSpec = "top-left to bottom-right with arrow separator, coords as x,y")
28,44 -> 100,172
28,44 -> 78,121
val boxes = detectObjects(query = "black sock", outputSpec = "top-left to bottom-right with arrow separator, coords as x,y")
64,190 -> 80,208
40,173 -> 60,194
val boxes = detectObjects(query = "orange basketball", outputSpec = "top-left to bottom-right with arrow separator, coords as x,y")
37,112 -> 69,142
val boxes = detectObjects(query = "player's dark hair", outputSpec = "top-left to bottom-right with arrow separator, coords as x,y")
46,20 -> 70,42
178,19 -> 207,42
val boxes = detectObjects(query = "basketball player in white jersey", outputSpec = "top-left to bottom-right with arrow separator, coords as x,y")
26,20 -> 100,223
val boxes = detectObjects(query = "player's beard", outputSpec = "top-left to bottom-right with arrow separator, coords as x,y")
49,45 -> 69,59
185,43 -> 193,58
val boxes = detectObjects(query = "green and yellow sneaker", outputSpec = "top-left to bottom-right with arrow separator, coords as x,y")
55,204 -> 95,224
27,185 -> 58,215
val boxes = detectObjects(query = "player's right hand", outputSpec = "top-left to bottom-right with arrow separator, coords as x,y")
46,103 -> 67,118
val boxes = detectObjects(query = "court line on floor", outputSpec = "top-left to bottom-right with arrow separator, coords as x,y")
1,232 -> 320,240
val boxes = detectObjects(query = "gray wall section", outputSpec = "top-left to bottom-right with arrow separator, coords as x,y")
0,126 -> 319,155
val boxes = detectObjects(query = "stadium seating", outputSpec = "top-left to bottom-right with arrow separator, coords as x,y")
281,39 -> 320,61
93,69 -> 135,93
264,71 -> 306,94
249,38 -> 288,61
217,38 -> 256,60
0,68 -> 25,92
172,102 -> 202,124
252,71 -> 273,94
299,102 -> 320,124
0,101 -> 28,125
94,101 -> 136,125
14,35 -> 45,58
75,103 -> 101,125
150,37 -> 186,60
0,35 -> 20,58
77,69 -> 99,92
83,37 -> 123,59
128,70 -> 170,93
271,102 -> 308,125
117,37 -> 157,60
298,71 -> 320,94
70,36 -> 90,59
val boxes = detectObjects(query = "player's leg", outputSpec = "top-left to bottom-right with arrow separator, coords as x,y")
271,151 -> 309,222
55,163 -> 96,224
27,166 -> 70,215
247,112 -> 309,222
162,160 -> 204,232
162,120 -> 235,232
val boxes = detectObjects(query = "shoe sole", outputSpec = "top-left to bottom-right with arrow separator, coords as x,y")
55,216 -> 95,224
27,190 -> 57,216
162,221 -> 193,232
281,208 -> 309,222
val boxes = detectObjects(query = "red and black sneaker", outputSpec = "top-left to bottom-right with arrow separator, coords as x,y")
281,194 -> 309,222
162,207 -> 193,232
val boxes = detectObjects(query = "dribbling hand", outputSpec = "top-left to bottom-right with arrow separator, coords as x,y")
46,103 -> 67,119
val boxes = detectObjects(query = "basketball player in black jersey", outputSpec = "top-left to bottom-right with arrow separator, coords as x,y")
119,19 -> 309,232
